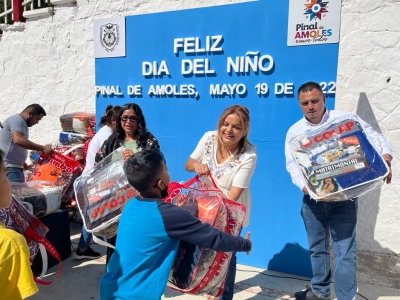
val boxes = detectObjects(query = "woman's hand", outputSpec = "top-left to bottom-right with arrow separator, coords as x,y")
194,162 -> 209,176
122,149 -> 134,160
184,157 -> 209,175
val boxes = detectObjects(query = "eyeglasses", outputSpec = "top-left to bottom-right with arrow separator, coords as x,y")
121,116 -> 139,122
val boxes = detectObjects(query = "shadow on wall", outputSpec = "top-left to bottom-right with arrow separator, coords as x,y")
355,92 -> 399,289
355,92 -> 391,253
267,242 -> 312,277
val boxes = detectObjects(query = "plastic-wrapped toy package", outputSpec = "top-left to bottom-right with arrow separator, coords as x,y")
55,145 -> 85,164
288,114 -> 389,201
11,181 -> 62,217
0,197 -> 62,284
59,112 -> 96,134
29,151 -> 84,207
0,197 -> 49,261
164,175 -> 246,297
59,132 -> 91,146
74,148 -> 137,238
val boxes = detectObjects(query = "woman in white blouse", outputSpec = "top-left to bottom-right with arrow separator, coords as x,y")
185,105 -> 257,300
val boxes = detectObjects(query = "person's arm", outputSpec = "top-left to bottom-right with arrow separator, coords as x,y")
226,154 -> 257,201
144,133 -> 160,151
184,132 -> 209,175
83,135 -> 101,173
11,131 -> 53,154
184,157 -> 209,176
95,133 -> 116,164
121,133 -> 160,160
382,153 -> 392,184
355,116 -> 393,184
159,201 -> 252,253
285,131 -> 307,192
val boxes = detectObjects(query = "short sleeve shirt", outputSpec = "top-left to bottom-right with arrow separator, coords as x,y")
0,114 -> 29,168
0,223 -> 38,300
190,131 -> 257,227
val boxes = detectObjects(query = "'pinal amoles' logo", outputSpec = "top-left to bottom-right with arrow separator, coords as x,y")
100,23 -> 120,52
304,0 -> 329,21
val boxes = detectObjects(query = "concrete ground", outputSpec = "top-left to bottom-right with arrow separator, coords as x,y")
29,222 -> 400,300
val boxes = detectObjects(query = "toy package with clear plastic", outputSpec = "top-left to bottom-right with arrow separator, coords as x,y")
288,114 -> 389,201
28,151 -> 84,207
164,175 -> 246,297
54,145 -> 86,164
11,181 -> 62,217
0,197 -> 49,261
74,148 -> 137,238
0,197 -> 62,284
59,112 -> 96,134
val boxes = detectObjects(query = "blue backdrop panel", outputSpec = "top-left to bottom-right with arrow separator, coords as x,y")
95,0 -> 339,277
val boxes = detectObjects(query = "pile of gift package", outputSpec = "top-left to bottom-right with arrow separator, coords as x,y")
14,112 -> 96,218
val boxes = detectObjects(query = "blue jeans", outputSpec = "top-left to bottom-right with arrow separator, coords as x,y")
301,195 -> 358,300
78,226 -> 92,249
220,253 -> 237,300
6,167 -> 24,183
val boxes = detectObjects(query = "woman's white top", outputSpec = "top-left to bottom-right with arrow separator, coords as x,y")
190,131 -> 257,227
82,126 -> 113,175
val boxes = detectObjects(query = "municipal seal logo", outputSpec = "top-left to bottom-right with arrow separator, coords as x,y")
100,23 -> 119,52
304,0 -> 329,21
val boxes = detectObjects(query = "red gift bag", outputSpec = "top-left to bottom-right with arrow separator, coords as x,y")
29,151 -> 84,207
0,197 -> 61,285
164,175 -> 246,297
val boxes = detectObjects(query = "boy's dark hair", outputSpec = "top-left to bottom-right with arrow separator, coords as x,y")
23,104 -> 47,116
123,150 -> 164,193
297,81 -> 324,97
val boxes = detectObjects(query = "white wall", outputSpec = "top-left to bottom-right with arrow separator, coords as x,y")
0,0 -> 399,255
336,0 -> 400,255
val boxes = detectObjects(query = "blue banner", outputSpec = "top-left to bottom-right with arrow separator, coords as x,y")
95,0 -> 339,276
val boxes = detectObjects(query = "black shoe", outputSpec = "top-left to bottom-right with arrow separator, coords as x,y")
73,247 -> 101,260
294,286 -> 330,300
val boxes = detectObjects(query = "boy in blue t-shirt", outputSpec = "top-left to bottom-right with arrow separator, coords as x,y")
100,150 -> 252,300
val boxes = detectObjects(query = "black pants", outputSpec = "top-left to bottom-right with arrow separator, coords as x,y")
106,235 -> 117,265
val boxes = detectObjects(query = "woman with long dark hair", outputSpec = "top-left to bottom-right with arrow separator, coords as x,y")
95,103 -> 160,162
95,103 -> 161,264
